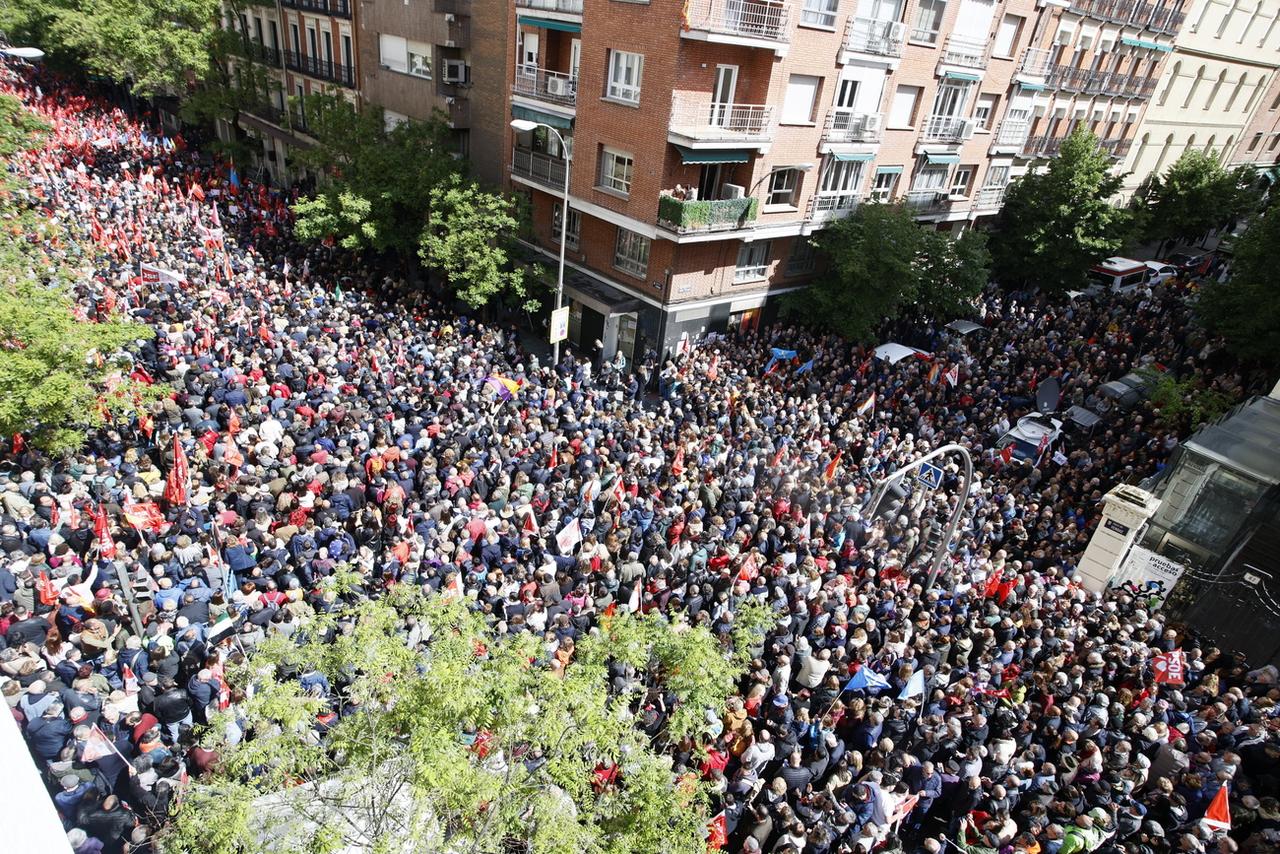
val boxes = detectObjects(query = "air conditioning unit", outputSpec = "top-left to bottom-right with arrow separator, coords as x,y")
442,59 -> 468,84
862,113 -> 882,133
444,12 -> 455,21
888,21 -> 907,41
958,118 -> 977,140
546,76 -> 570,97
722,183 -> 746,199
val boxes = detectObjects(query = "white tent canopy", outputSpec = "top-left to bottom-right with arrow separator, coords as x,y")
1,47 -> 46,60
873,343 -> 930,364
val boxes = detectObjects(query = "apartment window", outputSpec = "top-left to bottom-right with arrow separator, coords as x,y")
800,0 -> 840,28
552,206 -> 581,250
291,23 -> 301,54
911,0 -> 946,43
950,166 -> 974,197
408,41 -> 432,78
341,34 -> 352,67
269,21 -> 279,49
598,147 -> 634,195
931,82 -> 971,118
888,85 -> 921,128
993,15 -> 1024,56
1249,132 -> 1262,151
614,228 -> 650,278
984,165 -> 1009,187
1269,134 -> 1280,152
606,50 -> 644,103
253,16 -> 264,43
870,168 -> 901,202
379,34 -> 408,73
735,241 -> 771,283
767,169 -> 801,207
973,94 -> 999,129
786,240 -> 817,276
913,165 -> 949,191
820,159 -> 864,194
782,75 -> 821,124
1271,89 -> 1280,110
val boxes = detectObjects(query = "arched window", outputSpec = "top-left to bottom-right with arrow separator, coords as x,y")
1155,134 -> 1175,172
1245,78 -> 1266,112
1217,0 -> 1242,39
1204,134 -> 1216,153
1225,73 -> 1250,111
1182,66 -> 1206,109
1134,133 -> 1150,169
1184,133 -> 1198,154
1159,62 -> 1181,105
1205,69 -> 1228,109
1223,135 -> 1235,158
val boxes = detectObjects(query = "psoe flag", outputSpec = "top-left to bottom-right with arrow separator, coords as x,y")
555,517 -> 582,554
140,262 -> 185,286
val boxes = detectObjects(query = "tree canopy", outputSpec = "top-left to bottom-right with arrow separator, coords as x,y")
1136,150 -> 1260,250
989,127 -> 1131,293
1196,205 -> 1280,366
160,587 -> 773,854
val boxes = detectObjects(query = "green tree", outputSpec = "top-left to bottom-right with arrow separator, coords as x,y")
0,0 -> 222,95
789,203 -> 925,341
1139,366 -> 1239,431
291,94 -> 460,255
1138,150 -> 1260,253
1197,205 -> 1280,366
915,227 -> 991,322
990,126 -> 1132,292
420,175 -> 547,312
161,589 -> 773,854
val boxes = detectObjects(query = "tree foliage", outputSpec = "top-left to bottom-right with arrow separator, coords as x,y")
161,590 -> 772,854
0,0 -> 222,95
790,203 -> 989,340
1137,150 -> 1260,248
1196,205 -> 1280,366
1139,366 -> 1239,431
990,127 -> 1132,292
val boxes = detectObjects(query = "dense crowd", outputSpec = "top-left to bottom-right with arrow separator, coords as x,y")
1,60 -> 1274,854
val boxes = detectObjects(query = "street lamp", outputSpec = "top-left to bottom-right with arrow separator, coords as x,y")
511,118 -> 571,365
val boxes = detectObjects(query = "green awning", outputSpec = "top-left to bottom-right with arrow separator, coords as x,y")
672,144 -> 750,164
923,152 -> 961,164
511,105 -> 572,130
832,151 -> 874,162
943,71 -> 981,82
1121,36 -> 1171,52
517,15 -> 582,32
875,165 -> 904,175
1017,81 -> 1046,91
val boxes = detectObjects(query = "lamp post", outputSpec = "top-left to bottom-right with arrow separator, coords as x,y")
511,118 -> 571,365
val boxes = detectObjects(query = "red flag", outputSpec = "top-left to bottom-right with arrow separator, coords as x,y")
521,508 -> 538,536
12,433 -> 24,454
36,571 -> 59,606
547,444 -> 558,472
1203,783 -> 1231,831
999,445 -> 1014,465
189,183 -> 206,202
222,435 -> 245,470
93,505 -> 116,558
706,354 -> 719,381
122,664 -> 139,695
707,812 -> 728,849
984,572 -> 1003,598
671,447 -> 685,476
80,726 -> 119,763
228,409 -> 241,435
823,450 -> 842,483
1152,649 -> 1188,685
122,496 -> 166,534
164,435 -> 189,506
138,413 -> 154,439
770,442 -> 786,468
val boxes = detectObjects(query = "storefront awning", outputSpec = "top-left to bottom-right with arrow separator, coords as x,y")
511,105 -> 572,130
673,145 -> 750,164
516,15 -> 582,32
832,151 -> 874,162
923,152 -> 961,165
943,71 -> 981,82
1121,36 -> 1171,52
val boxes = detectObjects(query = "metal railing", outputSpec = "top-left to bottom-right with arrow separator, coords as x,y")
823,109 -> 882,143
682,0 -> 790,43
843,16 -> 904,57
921,114 -> 968,142
1101,137 -> 1133,158
809,193 -> 861,220
245,103 -> 309,134
1071,0 -> 1182,31
1019,48 -> 1052,77
669,94 -> 773,141
512,65 -> 578,107
904,189 -> 951,211
939,33 -> 988,69
994,118 -> 1031,147
280,0 -> 352,18
235,39 -> 282,67
973,186 -> 1005,211
284,50 -> 356,87
1022,134 -> 1063,157
511,148 -> 568,190
657,193 -> 759,233
515,0 -> 583,12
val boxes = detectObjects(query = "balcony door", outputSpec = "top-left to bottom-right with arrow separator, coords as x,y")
931,82 -> 969,117
570,38 -> 581,80
698,164 -> 724,202
711,65 -> 738,128
520,31 -> 539,70
835,78 -> 858,109
856,0 -> 902,21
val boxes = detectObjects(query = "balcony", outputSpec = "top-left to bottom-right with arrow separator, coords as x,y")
1017,48 -> 1052,79
973,186 -> 1005,212
511,147 -> 568,191
1046,64 -> 1095,94
669,94 -> 774,149
904,190 -> 953,213
1021,134 -> 1063,158
515,0 -> 583,13
244,103 -> 309,135
681,0 -> 791,55
284,50 -> 356,87
1070,0 -> 1180,32
1101,138 -> 1133,159
939,34 -> 988,70
808,192 -> 860,222
235,39 -> 282,67
280,0 -> 352,18
992,118 -> 1030,151
921,114 -> 972,144
823,109 -> 882,144
657,193 -> 759,234
512,65 -> 578,110
842,16 -> 905,61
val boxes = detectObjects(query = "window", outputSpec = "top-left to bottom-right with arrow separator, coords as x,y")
973,94 -> 998,129
408,41 -> 432,78
782,75 -> 821,124
291,23 -> 301,54
341,34 -> 352,68
800,0 -> 840,28
911,0 -> 946,43
552,206 -> 581,250
614,228 -> 650,278
269,20 -> 280,49
786,239 -> 816,276
984,165 -> 1009,187
950,166 -> 974,197
1158,61 -> 1180,106
606,50 -> 644,103
888,85 -> 921,128
1270,134 -> 1280,152
767,169 -> 801,207
819,159 -> 864,202
1182,66 -> 1205,109
379,34 -> 408,73
1249,132 -> 1262,151
913,165 -> 949,191
735,241 -> 771,283
993,14 -> 1024,56
870,168 -> 901,202
253,16 -> 264,43
1225,73 -> 1248,111
598,147 -> 634,195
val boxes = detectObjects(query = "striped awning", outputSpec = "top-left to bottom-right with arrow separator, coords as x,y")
517,15 -> 582,32
673,145 -> 750,164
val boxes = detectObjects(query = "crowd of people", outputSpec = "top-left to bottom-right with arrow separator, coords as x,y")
1,58 -> 1275,854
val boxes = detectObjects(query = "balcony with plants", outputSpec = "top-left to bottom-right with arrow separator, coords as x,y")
657,192 -> 759,234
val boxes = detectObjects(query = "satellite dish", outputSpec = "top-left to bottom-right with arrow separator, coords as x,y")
1,47 -> 45,60
1036,377 -> 1062,414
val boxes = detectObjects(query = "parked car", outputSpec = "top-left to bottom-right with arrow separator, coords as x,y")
1165,252 -> 1214,276
1090,368 -> 1163,415
1061,405 -> 1102,440
1144,261 -> 1180,286
995,414 -> 1063,464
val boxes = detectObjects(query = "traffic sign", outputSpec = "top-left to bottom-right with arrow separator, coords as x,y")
549,306 -> 570,344
916,462 -> 944,490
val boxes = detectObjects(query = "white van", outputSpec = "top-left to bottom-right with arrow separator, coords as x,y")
1086,257 -> 1151,295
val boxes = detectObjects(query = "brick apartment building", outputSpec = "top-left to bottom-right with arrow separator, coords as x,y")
1233,69 -> 1280,176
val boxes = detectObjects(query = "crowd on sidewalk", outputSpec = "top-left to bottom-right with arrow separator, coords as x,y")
0,60 -> 1274,854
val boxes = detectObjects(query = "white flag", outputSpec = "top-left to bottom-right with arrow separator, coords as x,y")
555,518 -> 582,554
